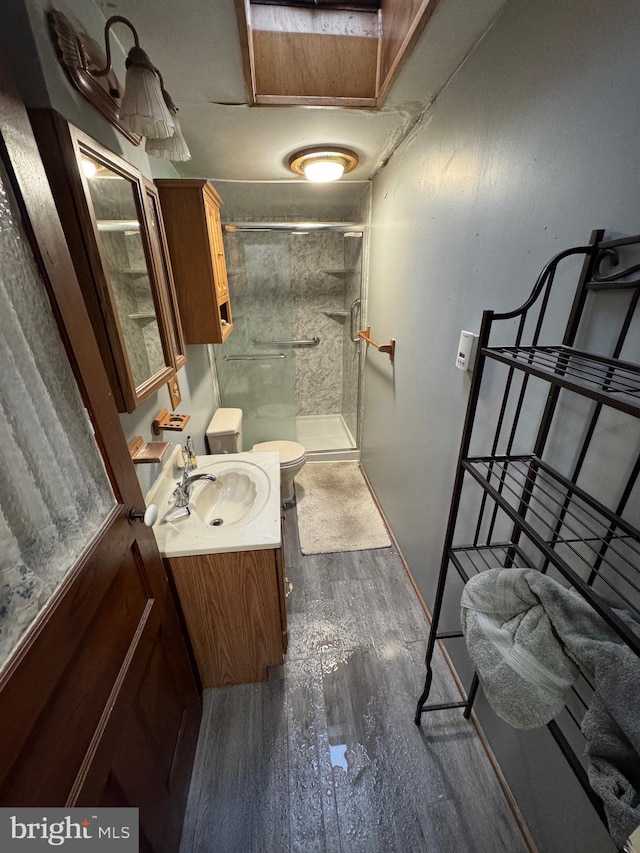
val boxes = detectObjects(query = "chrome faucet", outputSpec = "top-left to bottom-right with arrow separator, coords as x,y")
173,471 -> 218,507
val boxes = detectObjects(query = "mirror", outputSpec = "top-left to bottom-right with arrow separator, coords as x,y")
30,112 -> 185,412
82,153 -> 169,389
142,179 -> 186,371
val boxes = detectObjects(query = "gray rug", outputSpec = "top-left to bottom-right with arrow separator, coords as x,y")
295,462 -> 391,554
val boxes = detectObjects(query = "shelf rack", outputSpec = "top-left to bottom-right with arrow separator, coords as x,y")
414,229 -> 640,838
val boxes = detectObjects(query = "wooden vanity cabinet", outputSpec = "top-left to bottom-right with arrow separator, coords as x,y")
165,546 -> 287,688
155,179 -> 233,344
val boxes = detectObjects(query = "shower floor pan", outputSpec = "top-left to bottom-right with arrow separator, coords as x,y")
297,414 -> 359,461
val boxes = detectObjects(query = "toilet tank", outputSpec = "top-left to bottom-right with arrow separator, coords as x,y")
206,408 -> 243,453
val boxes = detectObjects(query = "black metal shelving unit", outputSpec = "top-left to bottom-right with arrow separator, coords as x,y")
414,229 -> 640,834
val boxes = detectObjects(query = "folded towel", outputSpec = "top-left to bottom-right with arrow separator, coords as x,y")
461,568 -> 640,847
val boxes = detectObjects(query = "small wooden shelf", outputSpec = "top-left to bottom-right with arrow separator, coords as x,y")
128,436 -> 171,464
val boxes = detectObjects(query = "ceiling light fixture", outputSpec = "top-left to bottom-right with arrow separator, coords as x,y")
288,147 -> 359,183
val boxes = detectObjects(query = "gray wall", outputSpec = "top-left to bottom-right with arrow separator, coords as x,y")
362,0 -> 640,849
4,0 -> 216,495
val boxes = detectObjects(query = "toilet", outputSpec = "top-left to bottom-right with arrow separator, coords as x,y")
206,408 -> 306,506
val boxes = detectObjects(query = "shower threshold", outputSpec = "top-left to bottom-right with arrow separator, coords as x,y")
296,414 -> 359,461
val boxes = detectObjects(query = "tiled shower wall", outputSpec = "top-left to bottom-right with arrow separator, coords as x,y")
221,228 -> 363,441
291,231 -> 363,435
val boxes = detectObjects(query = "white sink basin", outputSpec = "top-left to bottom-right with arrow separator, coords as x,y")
145,449 -> 281,557
167,460 -> 270,529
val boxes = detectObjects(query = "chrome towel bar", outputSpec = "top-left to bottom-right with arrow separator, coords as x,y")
223,353 -> 286,361
252,336 -> 320,349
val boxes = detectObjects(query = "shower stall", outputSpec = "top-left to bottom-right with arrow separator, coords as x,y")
213,224 -> 365,457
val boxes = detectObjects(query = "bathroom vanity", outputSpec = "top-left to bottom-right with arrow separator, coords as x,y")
146,448 -> 287,687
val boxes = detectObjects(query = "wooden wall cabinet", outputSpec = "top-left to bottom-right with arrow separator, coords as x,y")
30,111 -> 186,413
155,180 -> 233,344
166,546 -> 287,688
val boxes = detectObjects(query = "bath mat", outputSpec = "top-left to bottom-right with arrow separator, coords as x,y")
295,462 -> 391,554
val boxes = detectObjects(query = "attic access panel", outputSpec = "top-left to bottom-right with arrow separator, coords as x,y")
251,1 -> 382,9
236,0 -> 440,108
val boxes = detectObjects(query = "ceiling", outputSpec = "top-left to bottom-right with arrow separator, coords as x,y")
94,0 -> 508,183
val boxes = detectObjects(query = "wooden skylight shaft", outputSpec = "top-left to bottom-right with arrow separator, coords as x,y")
235,0 -> 441,109
250,1 -> 382,10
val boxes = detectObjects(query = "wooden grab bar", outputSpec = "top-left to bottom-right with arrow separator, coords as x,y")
357,326 -> 395,362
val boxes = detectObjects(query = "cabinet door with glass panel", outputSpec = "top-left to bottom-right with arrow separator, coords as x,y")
30,111 -> 184,412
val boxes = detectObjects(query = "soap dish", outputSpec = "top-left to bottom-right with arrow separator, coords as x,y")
128,436 -> 171,464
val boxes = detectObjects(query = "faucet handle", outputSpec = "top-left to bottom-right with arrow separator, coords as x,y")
173,479 -> 191,507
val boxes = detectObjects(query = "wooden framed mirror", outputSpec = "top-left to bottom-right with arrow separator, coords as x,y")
142,178 -> 187,372
30,111 -> 184,412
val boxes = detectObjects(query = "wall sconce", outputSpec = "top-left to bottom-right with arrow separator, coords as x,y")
288,147 -> 359,183
49,9 -> 190,161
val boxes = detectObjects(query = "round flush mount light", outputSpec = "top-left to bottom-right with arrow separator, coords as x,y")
287,146 -> 359,183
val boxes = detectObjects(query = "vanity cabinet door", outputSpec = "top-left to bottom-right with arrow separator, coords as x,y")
30,111 -> 181,413
166,548 -> 285,688
155,179 -> 233,344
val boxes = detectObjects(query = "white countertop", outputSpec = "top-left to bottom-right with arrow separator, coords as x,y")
145,446 -> 281,558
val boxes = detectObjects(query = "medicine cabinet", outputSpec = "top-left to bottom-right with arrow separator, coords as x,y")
30,111 -> 185,412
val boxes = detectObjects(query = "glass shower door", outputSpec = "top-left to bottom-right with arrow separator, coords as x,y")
214,230 -> 297,449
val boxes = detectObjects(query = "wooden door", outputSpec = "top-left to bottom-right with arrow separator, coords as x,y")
0,73 -> 201,851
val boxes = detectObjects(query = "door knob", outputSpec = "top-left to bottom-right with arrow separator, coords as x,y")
127,504 -> 158,526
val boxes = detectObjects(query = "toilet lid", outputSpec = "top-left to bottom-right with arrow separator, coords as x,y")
252,440 -> 306,465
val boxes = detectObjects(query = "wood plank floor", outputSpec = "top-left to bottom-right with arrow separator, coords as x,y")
179,504 -> 530,853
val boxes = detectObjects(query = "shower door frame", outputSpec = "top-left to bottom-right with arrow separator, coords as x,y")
214,221 -> 368,457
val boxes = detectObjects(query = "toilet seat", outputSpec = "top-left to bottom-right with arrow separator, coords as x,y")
252,440 -> 306,467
